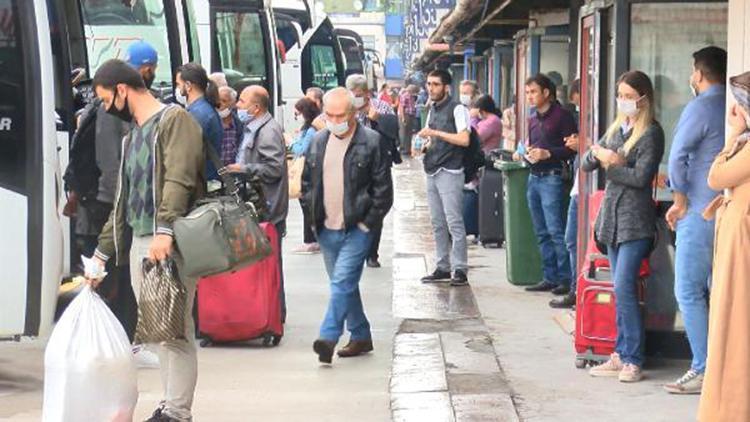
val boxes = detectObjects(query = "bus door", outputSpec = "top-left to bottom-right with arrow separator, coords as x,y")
281,16 -> 345,132
209,0 -> 278,114
1,0 -> 70,338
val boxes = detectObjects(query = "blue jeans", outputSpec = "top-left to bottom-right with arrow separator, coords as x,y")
527,174 -> 571,285
318,227 -> 373,343
675,210 -> 714,373
608,238 -> 652,366
566,195 -> 578,292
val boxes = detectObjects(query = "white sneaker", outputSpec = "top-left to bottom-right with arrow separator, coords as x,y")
133,345 -> 160,369
619,363 -> 644,383
664,369 -> 703,394
589,353 -> 624,377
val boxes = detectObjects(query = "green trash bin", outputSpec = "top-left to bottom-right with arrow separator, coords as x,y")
497,161 -> 543,286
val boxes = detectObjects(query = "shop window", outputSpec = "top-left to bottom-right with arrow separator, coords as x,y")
630,3 -> 728,166
0,0 -> 26,192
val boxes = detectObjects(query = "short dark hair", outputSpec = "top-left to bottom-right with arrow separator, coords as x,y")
428,69 -> 452,86
525,73 -> 556,99
295,97 -> 321,127
693,46 -> 727,84
569,79 -> 581,97
92,59 -> 146,91
472,94 -> 498,115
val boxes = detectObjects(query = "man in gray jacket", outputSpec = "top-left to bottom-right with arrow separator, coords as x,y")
225,85 -> 289,319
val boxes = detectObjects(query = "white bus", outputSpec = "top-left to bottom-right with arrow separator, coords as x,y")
0,0 -> 201,339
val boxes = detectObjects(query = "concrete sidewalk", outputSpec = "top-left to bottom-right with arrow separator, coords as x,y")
0,200 -> 397,421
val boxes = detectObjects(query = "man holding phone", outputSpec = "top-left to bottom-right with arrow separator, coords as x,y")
517,73 -> 577,295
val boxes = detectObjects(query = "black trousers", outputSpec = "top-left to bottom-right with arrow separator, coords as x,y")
275,221 -> 287,323
300,199 -> 317,244
368,225 -> 383,261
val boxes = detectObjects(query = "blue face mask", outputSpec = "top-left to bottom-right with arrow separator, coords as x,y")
237,109 -> 255,124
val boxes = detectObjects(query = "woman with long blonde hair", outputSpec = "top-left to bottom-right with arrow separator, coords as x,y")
581,70 -> 665,382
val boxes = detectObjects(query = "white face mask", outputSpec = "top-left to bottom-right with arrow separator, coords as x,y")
353,96 -> 366,109
460,94 -> 472,106
616,97 -> 641,117
327,120 -> 350,137
175,89 -> 187,106
217,108 -> 231,119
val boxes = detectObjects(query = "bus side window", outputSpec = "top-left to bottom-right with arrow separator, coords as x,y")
0,0 -> 27,193
214,11 -> 268,92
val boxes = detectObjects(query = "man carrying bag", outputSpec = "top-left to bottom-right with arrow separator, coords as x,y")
84,59 -> 205,422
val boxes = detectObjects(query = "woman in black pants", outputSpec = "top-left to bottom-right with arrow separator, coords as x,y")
291,97 -> 321,254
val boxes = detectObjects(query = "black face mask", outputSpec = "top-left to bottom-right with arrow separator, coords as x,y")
106,91 -> 133,123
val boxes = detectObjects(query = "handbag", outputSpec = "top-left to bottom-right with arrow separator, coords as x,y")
288,156 -> 305,199
173,144 -> 273,278
135,258 -> 186,344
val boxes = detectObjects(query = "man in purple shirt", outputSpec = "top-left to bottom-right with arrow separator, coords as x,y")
518,73 -> 577,294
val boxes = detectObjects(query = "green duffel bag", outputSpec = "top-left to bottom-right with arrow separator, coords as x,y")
174,196 -> 273,278
174,144 -> 273,278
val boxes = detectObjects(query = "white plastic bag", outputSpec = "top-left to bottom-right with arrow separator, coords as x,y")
42,286 -> 138,422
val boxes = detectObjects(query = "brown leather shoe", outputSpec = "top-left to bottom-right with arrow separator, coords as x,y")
336,339 -> 374,358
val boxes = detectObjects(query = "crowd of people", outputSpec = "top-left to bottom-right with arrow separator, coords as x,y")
395,46 -> 749,418
66,35 -> 750,420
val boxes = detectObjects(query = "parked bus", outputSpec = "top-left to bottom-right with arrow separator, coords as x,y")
273,0 -> 345,132
200,0 -> 280,120
0,0 -> 200,339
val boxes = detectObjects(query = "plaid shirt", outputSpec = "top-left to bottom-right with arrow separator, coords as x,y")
357,97 -> 395,128
399,91 -> 416,116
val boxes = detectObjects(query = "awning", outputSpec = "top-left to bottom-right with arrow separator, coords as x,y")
411,0 -> 571,71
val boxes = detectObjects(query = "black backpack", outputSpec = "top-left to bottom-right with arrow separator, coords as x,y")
463,127 -> 486,183
64,102 -> 101,203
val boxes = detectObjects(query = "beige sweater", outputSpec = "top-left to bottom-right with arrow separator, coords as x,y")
323,132 -> 353,230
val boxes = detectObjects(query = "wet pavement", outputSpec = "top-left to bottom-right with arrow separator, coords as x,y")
389,161 -> 519,422
0,158 -> 701,421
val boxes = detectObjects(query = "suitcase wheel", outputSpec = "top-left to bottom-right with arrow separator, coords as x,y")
200,338 -> 213,348
574,358 -> 587,369
272,335 -> 282,347
262,333 -> 274,347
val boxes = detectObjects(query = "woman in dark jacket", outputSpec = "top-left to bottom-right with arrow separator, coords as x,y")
582,71 -> 665,382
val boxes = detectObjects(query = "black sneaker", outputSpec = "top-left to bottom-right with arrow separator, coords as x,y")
450,270 -> 469,286
421,269 -> 452,284
551,284 -> 570,296
366,258 -> 381,268
524,281 -> 557,292
549,292 -> 576,309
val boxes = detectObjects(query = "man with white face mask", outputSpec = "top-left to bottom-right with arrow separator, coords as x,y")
216,86 -> 241,166
302,87 -> 393,364
460,80 -> 480,108
347,74 -> 394,126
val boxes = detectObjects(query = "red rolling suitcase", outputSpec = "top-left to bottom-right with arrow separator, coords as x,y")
197,222 -> 283,347
574,191 -> 649,368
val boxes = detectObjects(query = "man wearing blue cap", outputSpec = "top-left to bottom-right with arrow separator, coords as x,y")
126,40 -> 158,90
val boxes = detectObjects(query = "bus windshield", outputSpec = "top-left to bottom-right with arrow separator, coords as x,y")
79,0 -> 172,87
